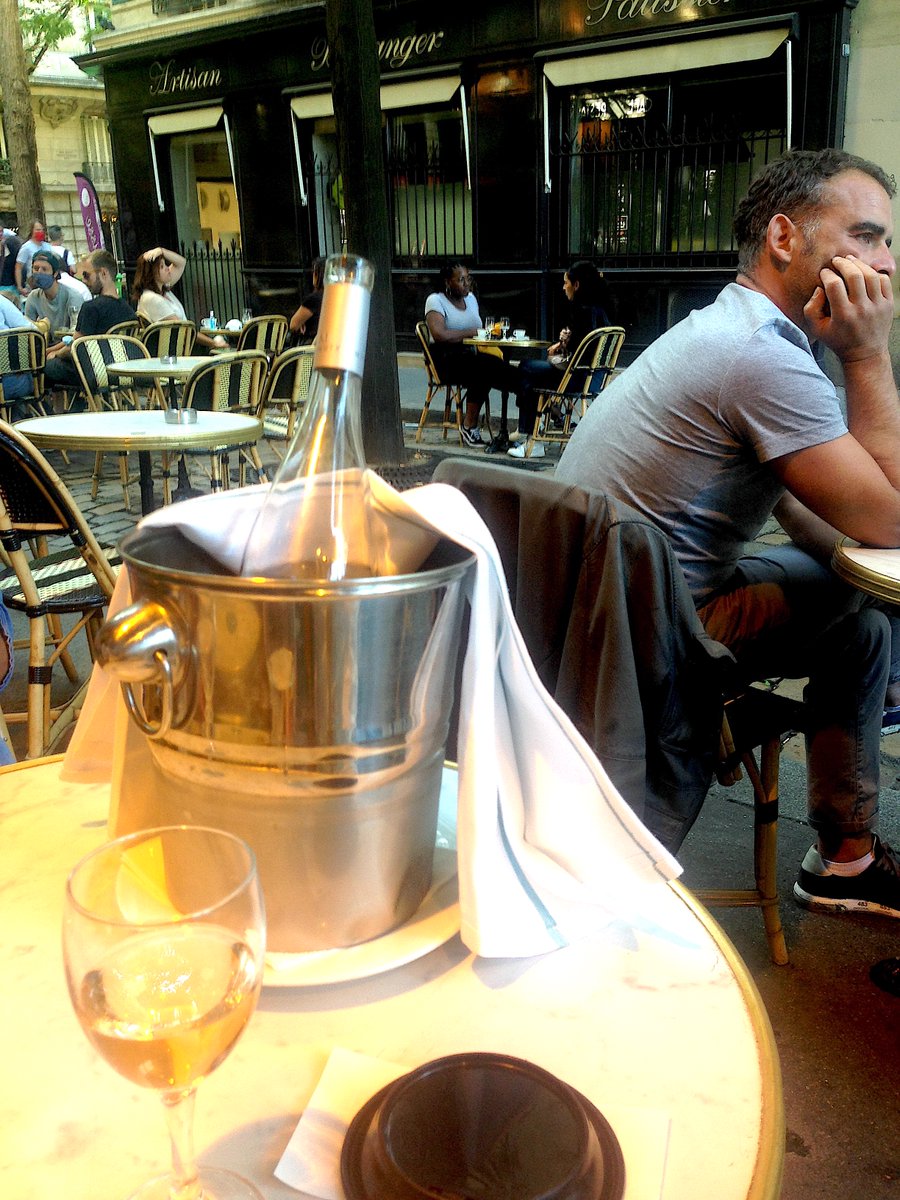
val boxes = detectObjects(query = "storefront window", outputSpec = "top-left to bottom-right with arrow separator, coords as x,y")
558,61 -> 786,268
169,130 -> 241,250
299,91 -> 472,265
388,103 -> 472,263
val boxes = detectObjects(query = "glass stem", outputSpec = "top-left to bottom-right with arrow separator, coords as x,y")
161,1088 -> 202,1200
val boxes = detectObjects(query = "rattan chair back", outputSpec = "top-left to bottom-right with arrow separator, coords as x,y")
236,314 -> 289,356
141,319 -> 197,359
0,328 -> 48,418
0,418 -> 118,757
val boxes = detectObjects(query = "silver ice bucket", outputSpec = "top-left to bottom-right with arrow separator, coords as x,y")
97,525 -> 473,953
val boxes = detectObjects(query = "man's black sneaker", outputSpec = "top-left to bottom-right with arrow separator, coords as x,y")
793,837 -> 900,917
460,424 -> 485,448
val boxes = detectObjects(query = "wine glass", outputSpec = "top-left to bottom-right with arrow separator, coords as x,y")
498,316 -> 510,339
63,826 -> 267,1200
483,315 -> 496,339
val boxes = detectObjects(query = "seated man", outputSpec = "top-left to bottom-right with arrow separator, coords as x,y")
44,248 -> 136,393
24,250 -> 82,333
0,291 -> 39,419
558,147 -> 900,919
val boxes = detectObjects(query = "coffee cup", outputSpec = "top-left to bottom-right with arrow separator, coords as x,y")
475,329 -> 488,340
513,329 -> 526,340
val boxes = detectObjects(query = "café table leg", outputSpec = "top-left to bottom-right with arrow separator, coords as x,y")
137,451 -> 156,515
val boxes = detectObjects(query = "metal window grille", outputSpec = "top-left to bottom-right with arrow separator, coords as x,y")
557,118 -> 785,269
179,241 -> 249,323
307,148 -> 472,265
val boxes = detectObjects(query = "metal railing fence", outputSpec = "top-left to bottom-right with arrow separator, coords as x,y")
179,241 -> 249,324
307,151 -> 472,265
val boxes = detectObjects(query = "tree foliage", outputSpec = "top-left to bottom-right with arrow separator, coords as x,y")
18,0 -> 111,73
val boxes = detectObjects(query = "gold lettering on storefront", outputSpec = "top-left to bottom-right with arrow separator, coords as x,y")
311,29 -> 445,73
586,0 -> 731,24
149,60 -> 223,95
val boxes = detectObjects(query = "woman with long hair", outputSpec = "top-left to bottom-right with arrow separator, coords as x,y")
509,261 -> 613,459
132,246 -> 225,349
424,261 -> 518,448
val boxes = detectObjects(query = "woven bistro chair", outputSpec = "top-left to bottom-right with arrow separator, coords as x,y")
70,335 -> 165,510
236,314 -> 289,358
0,418 -> 118,758
0,328 -> 49,422
107,319 -> 141,338
257,345 -> 315,459
519,326 -> 626,459
432,457 -> 802,965
414,320 -> 464,443
181,350 -> 269,489
141,319 -> 198,360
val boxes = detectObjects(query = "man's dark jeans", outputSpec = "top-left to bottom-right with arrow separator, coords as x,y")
697,544 -> 890,843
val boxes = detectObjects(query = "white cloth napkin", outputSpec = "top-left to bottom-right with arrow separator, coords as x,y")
275,1047 -> 670,1200
63,471 -> 680,958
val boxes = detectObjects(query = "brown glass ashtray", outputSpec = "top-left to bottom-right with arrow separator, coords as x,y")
340,1051 -> 625,1200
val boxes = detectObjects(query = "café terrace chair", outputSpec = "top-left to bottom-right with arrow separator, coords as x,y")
414,320 -> 464,443
181,350 -> 270,489
236,314 -> 289,358
0,418 -> 118,759
70,335 -> 164,510
141,319 -> 197,360
257,344 -> 315,459
519,325 -> 626,459
107,318 -> 141,339
0,328 -> 50,423
431,457 -> 802,965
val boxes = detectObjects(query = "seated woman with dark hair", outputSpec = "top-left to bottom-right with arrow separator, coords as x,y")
424,261 -> 518,449
509,261 -> 612,460
132,247 -> 226,351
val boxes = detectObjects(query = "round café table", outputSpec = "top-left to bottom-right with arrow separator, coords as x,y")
0,756 -> 783,1200
16,409 -> 263,516
463,336 -> 550,452
831,538 -> 900,604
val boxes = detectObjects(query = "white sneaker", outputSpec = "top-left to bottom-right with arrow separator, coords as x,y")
507,442 -> 545,459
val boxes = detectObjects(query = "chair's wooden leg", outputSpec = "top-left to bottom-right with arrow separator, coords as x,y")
160,452 -> 173,506
27,617 -> 48,759
118,453 -> 132,512
249,447 -> 267,484
743,740 -> 789,966
91,451 -> 104,499
209,453 -> 223,492
416,385 -> 436,443
47,613 -> 79,683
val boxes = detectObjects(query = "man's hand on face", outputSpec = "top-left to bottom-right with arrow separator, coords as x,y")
803,254 -> 894,363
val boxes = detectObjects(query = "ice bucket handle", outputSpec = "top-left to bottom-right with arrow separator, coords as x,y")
96,600 -> 194,740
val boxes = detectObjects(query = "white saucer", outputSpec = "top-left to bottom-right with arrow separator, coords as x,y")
264,769 -> 459,988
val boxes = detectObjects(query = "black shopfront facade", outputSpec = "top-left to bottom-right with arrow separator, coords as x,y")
87,0 -> 859,357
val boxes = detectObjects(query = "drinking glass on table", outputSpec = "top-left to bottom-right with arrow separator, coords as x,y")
483,315 -> 496,338
63,826 -> 267,1200
498,316 -> 510,339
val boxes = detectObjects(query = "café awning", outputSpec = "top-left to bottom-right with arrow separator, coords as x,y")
146,104 -> 236,214
289,74 -> 469,206
540,27 -> 792,194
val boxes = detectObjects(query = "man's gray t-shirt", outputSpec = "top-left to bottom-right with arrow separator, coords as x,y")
556,283 -> 848,604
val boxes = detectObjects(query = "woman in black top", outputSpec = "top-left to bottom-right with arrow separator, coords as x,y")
509,261 -> 612,459
289,257 -> 325,345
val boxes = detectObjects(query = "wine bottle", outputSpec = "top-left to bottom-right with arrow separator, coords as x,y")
240,253 -> 387,580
